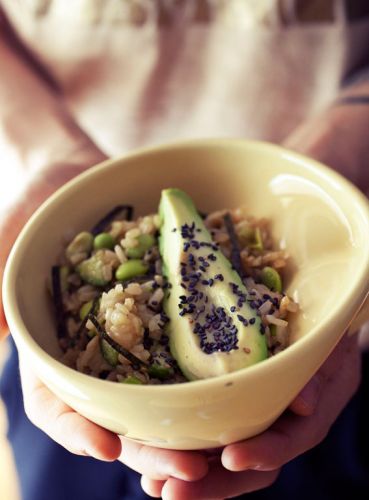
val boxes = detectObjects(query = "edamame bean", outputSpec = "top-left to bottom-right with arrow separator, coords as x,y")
115,259 -> 149,281
66,231 -> 93,258
148,364 -> 171,380
79,300 -> 93,320
122,375 -> 143,384
77,251 -> 110,286
260,266 -> 282,293
93,232 -> 115,250
249,227 -> 263,250
269,324 -> 277,337
59,266 -> 70,292
126,234 -> 156,259
100,339 -> 119,366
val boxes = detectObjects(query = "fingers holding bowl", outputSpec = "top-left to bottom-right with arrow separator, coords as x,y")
158,461 -> 280,500
119,437 -> 209,481
222,333 -> 362,473
19,357 -> 121,461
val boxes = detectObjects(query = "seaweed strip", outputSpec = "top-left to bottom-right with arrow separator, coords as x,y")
91,205 -> 134,236
223,213 -> 244,278
51,266 -> 66,338
88,314 -> 148,370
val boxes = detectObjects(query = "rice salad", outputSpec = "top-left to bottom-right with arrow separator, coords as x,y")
51,196 -> 298,385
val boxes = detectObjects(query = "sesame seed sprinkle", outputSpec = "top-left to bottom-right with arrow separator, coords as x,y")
177,220 -> 243,354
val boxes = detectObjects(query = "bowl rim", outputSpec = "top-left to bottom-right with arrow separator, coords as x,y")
3,138 -> 369,392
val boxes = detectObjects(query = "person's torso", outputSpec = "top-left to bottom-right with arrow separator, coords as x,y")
2,0 -> 369,154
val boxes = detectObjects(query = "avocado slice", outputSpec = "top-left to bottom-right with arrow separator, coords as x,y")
159,189 -> 268,381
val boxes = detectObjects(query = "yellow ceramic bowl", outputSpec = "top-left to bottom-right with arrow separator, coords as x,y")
3,139 -> 369,450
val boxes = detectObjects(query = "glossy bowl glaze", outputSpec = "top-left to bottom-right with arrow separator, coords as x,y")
3,139 -> 369,449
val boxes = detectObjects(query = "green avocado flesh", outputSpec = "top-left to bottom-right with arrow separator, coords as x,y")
159,189 -> 268,381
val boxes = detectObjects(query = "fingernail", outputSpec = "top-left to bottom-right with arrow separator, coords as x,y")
248,464 -> 273,471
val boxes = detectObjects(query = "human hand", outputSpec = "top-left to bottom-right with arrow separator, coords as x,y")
18,354 -> 209,476
134,333 -> 361,499
0,149 -> 107,338
17,324 -> 360,500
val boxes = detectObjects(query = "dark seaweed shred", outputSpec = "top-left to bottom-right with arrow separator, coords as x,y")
88,314 -> 148,370
51,266 -> 66,338
91,205 -> 134,236
223,213 -> 244,278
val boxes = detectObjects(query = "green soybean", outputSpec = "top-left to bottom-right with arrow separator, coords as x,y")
59,266 -> 70,292
148,364 -> 171,380
260,266 -> 283,293
270,324 -> 277,337
100,339 -> 119,366
79,300 -> 93,320
66,231 -> 93,258
126,234 -> 156,259
77,251 -> 110,286
115,259 -> 149,281
121,375 -> 143,385
249,227 -> 264,251
93,232 -> 115,250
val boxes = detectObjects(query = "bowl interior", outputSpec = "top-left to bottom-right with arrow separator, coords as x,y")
6,140 -> 369,364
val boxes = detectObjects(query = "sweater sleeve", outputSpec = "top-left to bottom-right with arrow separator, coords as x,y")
0,15 -> 106,338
